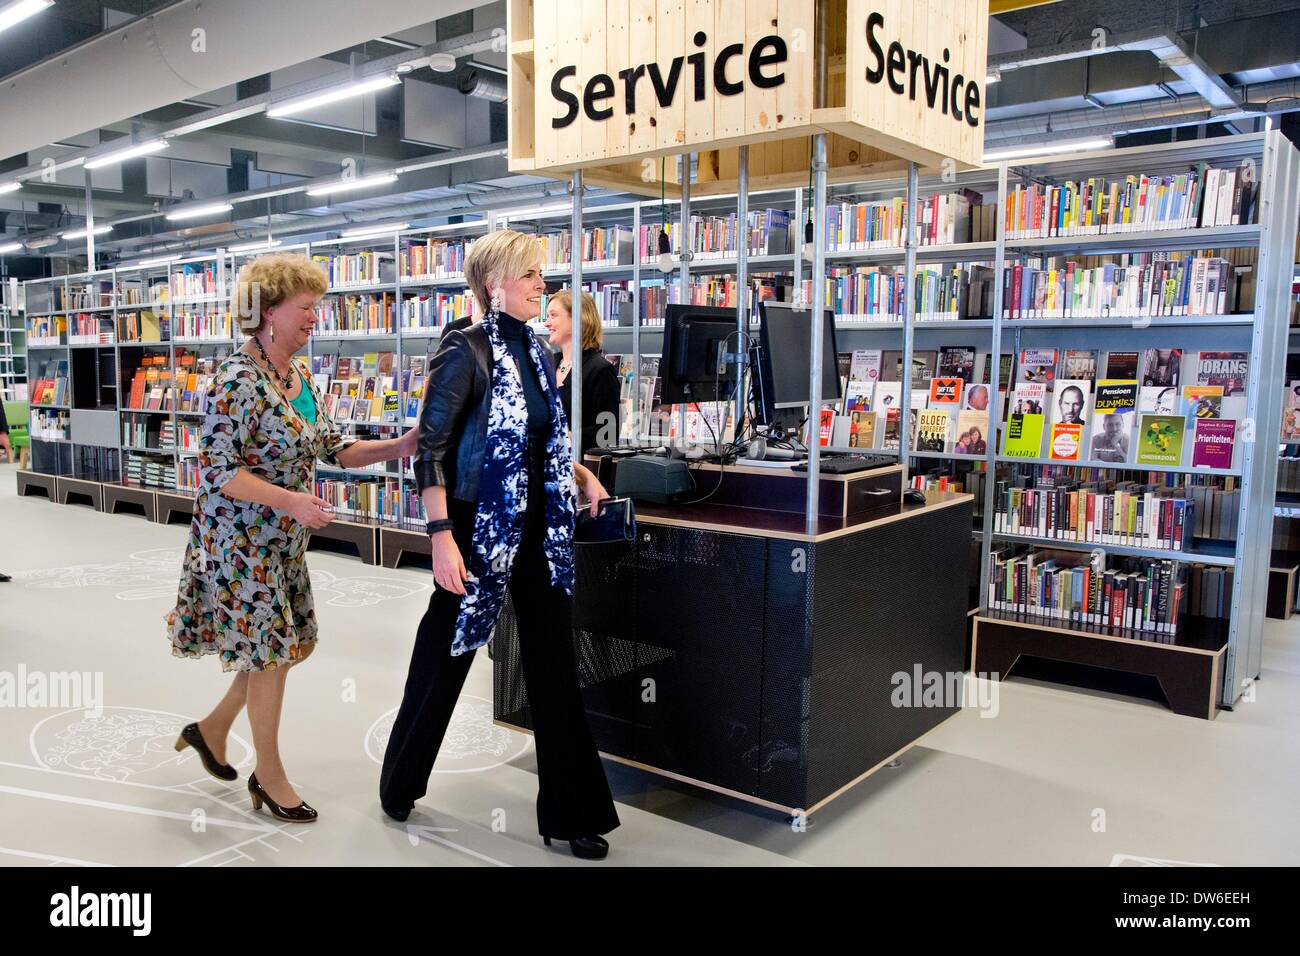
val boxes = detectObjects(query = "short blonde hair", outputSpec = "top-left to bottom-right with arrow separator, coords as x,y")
232,252 -> 328,334
550,289 -> 603,351
463,228 -> 544,315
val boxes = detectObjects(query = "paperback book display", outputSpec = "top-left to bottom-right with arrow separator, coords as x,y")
993,477 -> 1197,552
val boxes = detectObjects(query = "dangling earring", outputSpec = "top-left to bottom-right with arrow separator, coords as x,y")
489,287 -> 503,318
268,321 -> 275,345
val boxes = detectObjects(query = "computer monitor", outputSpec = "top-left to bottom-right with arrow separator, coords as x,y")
752,299 -> 841,428
659,304 -> 743,405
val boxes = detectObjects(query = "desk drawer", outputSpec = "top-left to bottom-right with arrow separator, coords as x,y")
841,467 -> 902,520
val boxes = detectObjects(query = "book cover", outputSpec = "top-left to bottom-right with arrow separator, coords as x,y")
882,409 -> 901,451
929,377 -> 963,406
1089,409 -> 1133,463
1017,348 -> 1058,388
1138,385 -> 1179,414
881,350 -> 937,382
1192,419 -> 1236,468
937,346 -> 977,382
336,396 -> 354,421
843,380 -> 873,414
1049,421 -> 1083,461
1058,348 -> 1099,382
818,408 -> 835,447
1003,413 -> 1045,458
1196,351 -> 1247,396
916,409 -> 951,453
848,349 -> 882,384
1010,382 -> 1047,416
1136,414 -> 1187,466
848,410 -> 878,449
1105,351 -> 1140,379
1181,384 -> 1224,422
1139,348 -> 1182,387
872,381 -> 902,413
1050,379 -> 1092,430
954,410 -> 988,454
963,382 -> 993,412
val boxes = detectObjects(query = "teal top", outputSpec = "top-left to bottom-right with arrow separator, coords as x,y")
289,370 -> 317,424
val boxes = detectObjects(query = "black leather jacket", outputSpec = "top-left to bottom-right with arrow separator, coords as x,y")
413,317 -> 555,503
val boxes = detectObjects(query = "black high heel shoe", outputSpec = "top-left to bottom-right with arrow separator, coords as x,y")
248,773 -> 318,823
543,834 -> 609,860
174,722 -> 237,781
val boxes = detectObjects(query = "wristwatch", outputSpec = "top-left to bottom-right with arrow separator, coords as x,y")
426,518 -> 454,535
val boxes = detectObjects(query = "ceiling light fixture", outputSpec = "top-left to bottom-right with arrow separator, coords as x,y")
340,222 -> 409,240
84,139 -> 168,170
228,239 -> 283,253
0,181 -> 20,195
165,202 -> 234,221
982,137 -> 1114,163
305,173 -> 399,197
0,241 -> 24,254
134,254 -> 182,267
61,224 -> 113,240
267,73 -> 401,118
985,71 -> 1001,85
503,202 -> 573,220
0,0 -> 53,36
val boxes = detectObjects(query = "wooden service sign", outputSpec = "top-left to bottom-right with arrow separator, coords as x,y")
513,0 -> 816,174
837,0 -> 989,170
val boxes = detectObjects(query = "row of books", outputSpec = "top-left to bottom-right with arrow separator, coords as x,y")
399,291 -> 476,329
400,237 -> 470,281
28,408 -> 68,441
823,191 -> 976,250
173,310 -> 232,340
119,310 -> 166,342
313,252 -> 394,288
170,264 -> 222,301
27,315 -> 65,341
805,264 -> 996,323
178,457 -> 200,491
122,412 -> 166,450
535,225 -> 634,269
1002,255 -> 1244,319
1276,454 -> 1300,494
1002,165 -> 1255,239
29,357 -> 69,406
318,293 -> 395,335
123,452 -> 177,491
993,479 -> 1197,552
69,313 -> 115,344
639,209 -> 792,260
988,547 -> 1232,634
313,475 -> 402,522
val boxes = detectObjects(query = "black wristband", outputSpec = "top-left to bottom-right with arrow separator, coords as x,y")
426,518 -> 454,535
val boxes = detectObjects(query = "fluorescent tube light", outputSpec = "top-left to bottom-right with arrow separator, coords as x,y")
84,139 -> 168,170
61,225 -> 113,240
166,202 -> 233,221
267,73 -> 401,118
0,0 -> 53,35
0,242 -> 24,254
503,203 -> 574,220
340,222 -> 409,240
982,137 -> 1113,162
229,239 -> 283,253
305,173 -> 399,197
985,72 -> 1001,85
134,254 -> 182,267
0,181 -> 20,195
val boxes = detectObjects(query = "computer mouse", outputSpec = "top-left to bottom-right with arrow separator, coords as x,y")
904,488 -> 927,504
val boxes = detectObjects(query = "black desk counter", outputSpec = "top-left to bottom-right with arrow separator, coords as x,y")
492,476 -> 974,818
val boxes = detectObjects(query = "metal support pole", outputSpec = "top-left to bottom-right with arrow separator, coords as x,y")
805,133 -> 828,534
735,145 -> 749,449
677,153 -> 691,447
569,169 -> 584,467
899,161 -> 918,487
979,161 -> 1010,612
83,168 -> 96,267
631,201 -> 642,443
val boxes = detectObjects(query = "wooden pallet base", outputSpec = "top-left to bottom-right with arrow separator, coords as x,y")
102,484 -> 158,522
379,526 -> 430,569
972,614 -> 1227,720
15,470 -> 56,501
155,491 -> 195,526
308,519 -> 378,565
1267,562 -> 1297,621
55,477 -> 103,511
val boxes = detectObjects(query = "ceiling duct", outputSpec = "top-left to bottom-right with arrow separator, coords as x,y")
457,66 -> 508,103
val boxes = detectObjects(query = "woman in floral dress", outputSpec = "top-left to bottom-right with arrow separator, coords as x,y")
166,252 -> 415,822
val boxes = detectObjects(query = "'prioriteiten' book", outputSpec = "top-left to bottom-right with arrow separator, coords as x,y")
1192,419 -> 1236,469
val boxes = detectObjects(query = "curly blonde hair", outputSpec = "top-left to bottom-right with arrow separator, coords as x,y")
232,252 -> 328,334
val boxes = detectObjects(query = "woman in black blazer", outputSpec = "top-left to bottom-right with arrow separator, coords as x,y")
380,230 -> 620,859
544,290 -> 621,455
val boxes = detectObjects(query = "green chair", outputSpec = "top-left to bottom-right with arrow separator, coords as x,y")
3,400 -> 29,467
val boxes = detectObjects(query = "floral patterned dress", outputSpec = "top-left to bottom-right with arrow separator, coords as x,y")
166,351 -> 355,671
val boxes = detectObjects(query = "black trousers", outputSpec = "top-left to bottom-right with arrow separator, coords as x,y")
379,446 -> 620,840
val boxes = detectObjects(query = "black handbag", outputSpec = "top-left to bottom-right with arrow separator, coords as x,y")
574,496 -> 636,544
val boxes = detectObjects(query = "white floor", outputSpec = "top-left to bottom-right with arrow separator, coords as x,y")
1,460 -> 1297,867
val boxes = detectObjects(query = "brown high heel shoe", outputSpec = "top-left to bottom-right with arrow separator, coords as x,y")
248,773 -> 318,823
175,722 -> 237,781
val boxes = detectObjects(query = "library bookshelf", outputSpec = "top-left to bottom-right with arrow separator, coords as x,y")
14,132 -> 1300,720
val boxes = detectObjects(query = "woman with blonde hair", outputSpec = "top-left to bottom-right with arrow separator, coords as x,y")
380,229 -> 621,859
167,252 -> 416,823
544,289 -> 621,455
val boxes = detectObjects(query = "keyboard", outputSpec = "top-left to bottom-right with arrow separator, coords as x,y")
791,452 -> 898,474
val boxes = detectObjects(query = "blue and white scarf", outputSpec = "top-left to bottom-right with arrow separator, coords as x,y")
452,312 -> 576,655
